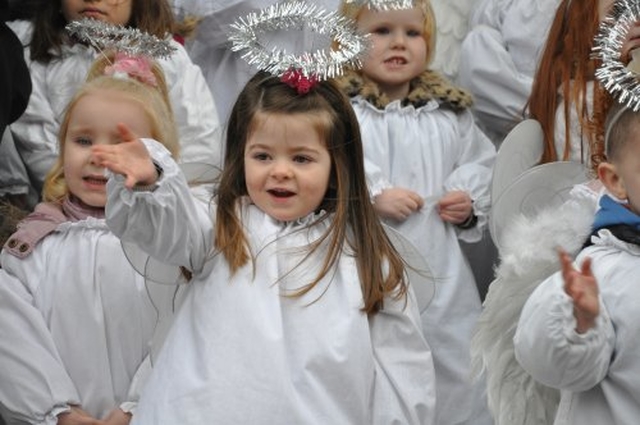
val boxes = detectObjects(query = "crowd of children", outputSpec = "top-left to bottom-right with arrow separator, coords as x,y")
1,0 -> 640,424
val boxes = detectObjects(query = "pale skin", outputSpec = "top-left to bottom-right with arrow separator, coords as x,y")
558,249 -> 599,334
374,189 -> 473,225
57,405 -> 131,425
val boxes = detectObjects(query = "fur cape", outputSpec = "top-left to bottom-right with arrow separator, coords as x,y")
334,68 -> 473,111
472,191 -> 598,424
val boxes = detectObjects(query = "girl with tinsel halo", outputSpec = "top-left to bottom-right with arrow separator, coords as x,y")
335,1 -> 496,424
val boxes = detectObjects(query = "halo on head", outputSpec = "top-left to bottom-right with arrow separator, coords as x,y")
66,18 -> 176,59
593,0 -> 640,111
228,0 -> 368,85
343,0 -> 415,10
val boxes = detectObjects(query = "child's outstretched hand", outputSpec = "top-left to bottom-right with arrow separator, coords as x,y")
373,187 -> 424,221
91,124 -> 158,189
437,190 -> 473,225
559,249 -> 600,334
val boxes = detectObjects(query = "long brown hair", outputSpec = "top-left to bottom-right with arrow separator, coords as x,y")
216,71 -> 408,314
30,0 -> 177,63
526,0 -> 612,173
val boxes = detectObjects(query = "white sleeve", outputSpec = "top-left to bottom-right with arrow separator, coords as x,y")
443,109 -> 496,242
369,288 -> 436,425
514,270 -> 614,392
105,139 -> 214,274
457,25 -> 532,142
160,40 -> 224,169
0,260 -> 79,425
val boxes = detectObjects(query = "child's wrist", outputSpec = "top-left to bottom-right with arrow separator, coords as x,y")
132,162 -> 163,192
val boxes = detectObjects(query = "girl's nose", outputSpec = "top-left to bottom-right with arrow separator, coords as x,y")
271,160 -> 293,179
390,31 -> 406,48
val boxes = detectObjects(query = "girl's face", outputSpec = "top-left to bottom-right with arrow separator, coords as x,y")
357,7 -> 427,101
63,89 -> 152,207
244,112 -> 332,222
61,0 -> 133,26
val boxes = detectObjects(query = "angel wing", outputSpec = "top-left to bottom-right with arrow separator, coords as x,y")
430,0 -> 475,81
475,167 -> 598,425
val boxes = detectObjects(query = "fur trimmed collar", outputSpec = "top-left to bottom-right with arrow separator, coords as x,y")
334,68 -> 473,111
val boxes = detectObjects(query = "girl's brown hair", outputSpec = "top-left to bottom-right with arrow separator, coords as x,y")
42,53 -> 179,203
216,71 -> 409,314
30,0 -> 177,63
526,0 -> 612,174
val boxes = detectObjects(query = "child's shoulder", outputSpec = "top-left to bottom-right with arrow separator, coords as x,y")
334,68 -> 473,111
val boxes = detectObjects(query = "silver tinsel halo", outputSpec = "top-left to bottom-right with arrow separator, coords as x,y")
343,0 -> 414,10
593,0 -> 640,111
66,18 -> 176,59
228,0 -> 368,81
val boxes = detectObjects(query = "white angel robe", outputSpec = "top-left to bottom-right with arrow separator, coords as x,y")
105,140 -> 437,425
349,96 -> 496,425
4,20 -> 222,194
515,230 -> 640,425
0,217 -> 165,424
457,0 -> 561,144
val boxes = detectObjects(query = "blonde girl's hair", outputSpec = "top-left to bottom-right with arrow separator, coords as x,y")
216,71 -> 409,314
339,0 -> 437,68
42,54 -> 179,203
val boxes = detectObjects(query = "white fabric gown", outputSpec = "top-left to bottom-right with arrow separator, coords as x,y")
4,20 -> 222,193
515,229 -> 640,425
457,0 -> 561,144
350,97 -> 496,425
0,218 -> 165,424
106,139 -> 437,425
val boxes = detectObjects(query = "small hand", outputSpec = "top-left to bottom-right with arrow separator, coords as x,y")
91,123 -> 158,189
103,408 -> 132,425
437,190 -> 473,224
559,249 -> 599,334
57,406 -> 103,425
373,187 -> 424,222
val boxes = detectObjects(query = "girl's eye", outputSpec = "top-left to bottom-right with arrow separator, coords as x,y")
407,29 -> 422,37
293,155 -> 312,164
252,152 -> 270,161
75,137 -> 92,146
372,26 -> 390,35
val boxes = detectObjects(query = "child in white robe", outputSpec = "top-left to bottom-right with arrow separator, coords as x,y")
96,70 -> 437,425
0,53 -> 180,425
335,1 -> 496,424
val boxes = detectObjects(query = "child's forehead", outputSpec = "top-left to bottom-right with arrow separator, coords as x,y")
356,6 -> 425,25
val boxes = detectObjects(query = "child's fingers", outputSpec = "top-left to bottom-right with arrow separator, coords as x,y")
580,257 -> 593,278
117,123 -> 139,143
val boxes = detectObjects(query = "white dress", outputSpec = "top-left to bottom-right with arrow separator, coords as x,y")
515,229 -> 640,425
4,20 -> 222,194
106,139 -> 437,425
349,96 -> 496,425
0,216 -> 166,424
173,0 -> 340,123
457,0 -> 560,144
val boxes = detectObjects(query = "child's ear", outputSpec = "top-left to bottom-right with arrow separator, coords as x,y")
598,162 -> 627,200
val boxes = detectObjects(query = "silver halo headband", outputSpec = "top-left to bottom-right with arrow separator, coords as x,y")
228,0 -> 368,81
343,0 -> 415,10
593,0 -> 640,111
66,18 -> 176,59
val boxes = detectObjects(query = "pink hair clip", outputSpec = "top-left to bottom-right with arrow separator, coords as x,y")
280,68 -> 318,94
104,52 -> 158,87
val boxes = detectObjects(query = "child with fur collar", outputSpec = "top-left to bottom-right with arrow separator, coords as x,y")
336,2 -> 496,424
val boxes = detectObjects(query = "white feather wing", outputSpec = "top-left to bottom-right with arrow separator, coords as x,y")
431,0 -> 475,80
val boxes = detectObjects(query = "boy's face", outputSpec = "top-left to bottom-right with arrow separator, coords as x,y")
357,7 -> 427,102
61,0 -> 132,26
598,122 -> 640,215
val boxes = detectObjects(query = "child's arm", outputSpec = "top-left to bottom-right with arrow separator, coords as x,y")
559,250 -> 599,334
373,188 -> 424,221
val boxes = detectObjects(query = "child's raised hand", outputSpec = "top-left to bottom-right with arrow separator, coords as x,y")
91,124 -> 158,189
373,188 -> 424,222
437,190 -> 473,225
559,249 -> 600,334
